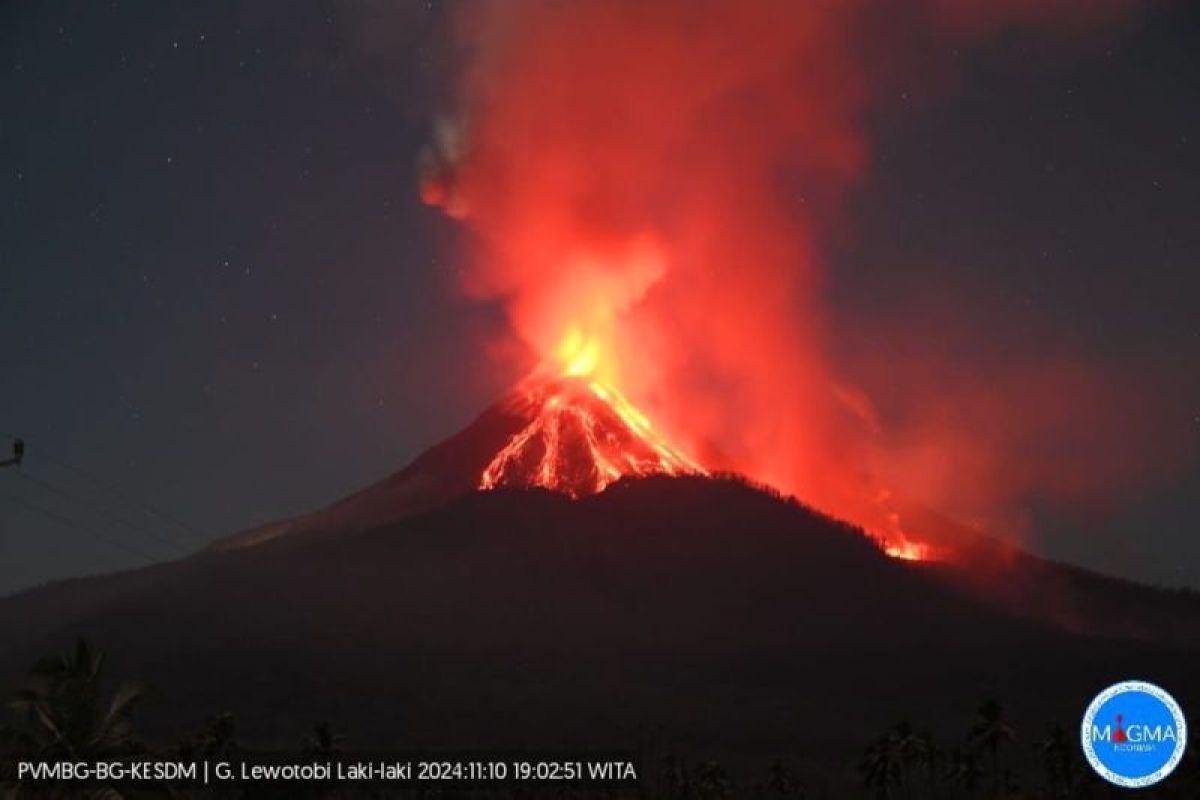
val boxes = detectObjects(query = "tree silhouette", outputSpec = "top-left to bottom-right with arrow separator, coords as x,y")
301,721 -> 343,761
657,753 -> 688,799
0,640 -> 149,800
694,759 -> 730,799
0,639 -> 146,760
765,758 -> 808,799
892,721 -> 925,800
944,745 -> 981,800
1035,722 -> 1077,798
913,729 -> 940,800
182,711 -> 240,760
860,725 -> 905,799
968,699 -> 1015,799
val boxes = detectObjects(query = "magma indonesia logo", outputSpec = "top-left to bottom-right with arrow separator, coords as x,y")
1081,680 -> 1187,788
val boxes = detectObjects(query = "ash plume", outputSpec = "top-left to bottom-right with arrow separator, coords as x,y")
419,0 -> 1178,550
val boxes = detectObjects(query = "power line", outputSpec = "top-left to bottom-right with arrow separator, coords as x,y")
15,471 -> 192,557
39,451 -> 208,544
0,431 -> 208,545
1,491 -> 157,565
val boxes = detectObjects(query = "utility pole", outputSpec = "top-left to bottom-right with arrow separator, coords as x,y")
1,438 -> 24,468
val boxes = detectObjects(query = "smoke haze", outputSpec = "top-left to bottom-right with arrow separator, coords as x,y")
422,0 -> 1182,547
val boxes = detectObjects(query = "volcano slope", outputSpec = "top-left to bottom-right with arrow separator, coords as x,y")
0,476 -> 1197,774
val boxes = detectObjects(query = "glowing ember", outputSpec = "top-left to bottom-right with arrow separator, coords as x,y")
884,539 -> 930,562
867,490 -> 935,562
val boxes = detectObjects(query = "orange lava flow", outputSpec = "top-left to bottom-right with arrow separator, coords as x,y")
479,377 -> 707,498
480,330 -> 706,498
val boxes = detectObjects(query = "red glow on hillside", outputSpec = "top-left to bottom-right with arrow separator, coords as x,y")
480,333 -> 921,560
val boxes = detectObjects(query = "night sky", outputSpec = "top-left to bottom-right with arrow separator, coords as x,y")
2,1 -> 1198,596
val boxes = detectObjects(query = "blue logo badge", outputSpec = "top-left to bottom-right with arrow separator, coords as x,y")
1081,680 -> 1187,789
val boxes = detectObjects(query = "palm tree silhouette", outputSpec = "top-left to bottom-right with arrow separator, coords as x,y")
1035,722 -> 1076,798
0,639 -> 147,760
892,720 -> 924,800
194,711 -> 239,759
1,640 -> 149,800
944,745 -> 981,800
694,759 -> 730,799
657,753 -> 688,799
968,699 -> 1015,800
860,725 -> 905,799
913,729 -> 940,800
302,721 -> 343,760
765,758 -> 808,799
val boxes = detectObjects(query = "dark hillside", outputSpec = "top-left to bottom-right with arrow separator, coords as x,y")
1,477 -> 1195,770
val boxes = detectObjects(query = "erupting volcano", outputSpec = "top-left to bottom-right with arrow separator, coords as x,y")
413,0 -> 1171,576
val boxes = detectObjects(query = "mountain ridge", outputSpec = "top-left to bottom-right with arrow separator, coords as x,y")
1,476 -> 1196,757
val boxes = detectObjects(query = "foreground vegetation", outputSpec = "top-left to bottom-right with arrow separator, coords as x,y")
1,641 -> 1196,799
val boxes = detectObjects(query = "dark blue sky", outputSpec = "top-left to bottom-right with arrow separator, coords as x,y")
2,1 -> 1198,595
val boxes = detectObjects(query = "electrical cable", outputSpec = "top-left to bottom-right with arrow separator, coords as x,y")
1,491 -> 157,565
0,430 -> 208,546
13,471 -> 192,556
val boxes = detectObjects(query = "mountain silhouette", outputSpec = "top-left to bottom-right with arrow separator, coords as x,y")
1,400 -> 1197,764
